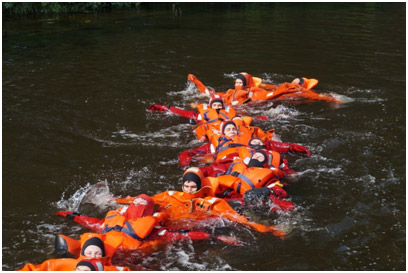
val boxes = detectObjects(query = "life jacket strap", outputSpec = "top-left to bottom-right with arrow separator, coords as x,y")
231,171 -> 256,191
102,222 -> 144,241
216,143 -> 245,155
102,224 -> 122,233
121,221 -> 144,241
219,112 -> 230,121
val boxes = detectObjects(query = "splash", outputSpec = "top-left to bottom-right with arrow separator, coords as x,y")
264,104 -> 301,120
56,181 -> 116,212
111,124 -> 190,147
328,92 -> 355,104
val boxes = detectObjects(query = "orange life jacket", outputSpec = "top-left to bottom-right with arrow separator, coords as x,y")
195,104 -> 237,140
209,128 -> 255,160
197,104 -> 236,124
220,89 -> 251,106
188,73 -> 341,105
216,159 -> 282,195
102,211 -> 156,242
238,147 -> 281,170
152,190 -> 284,237
18,257 -> 129,271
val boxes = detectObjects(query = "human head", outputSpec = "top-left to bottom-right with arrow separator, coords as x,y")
235,74 -> 247,87
248,138 -> 265,150
81,237 -> 105,258
292,77 -> 304,86
235,72 -> 255,89
76,259 -> 104,271
125,193 -> 155,219
209,94 -> 224,111
182,167 -> 204,193
247,150 -> 268,168
221,120 -> 238,138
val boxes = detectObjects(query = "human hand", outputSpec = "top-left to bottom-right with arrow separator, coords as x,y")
289,143 -> 311,157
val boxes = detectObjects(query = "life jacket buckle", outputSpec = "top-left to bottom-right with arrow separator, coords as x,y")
113,225 -> 122,232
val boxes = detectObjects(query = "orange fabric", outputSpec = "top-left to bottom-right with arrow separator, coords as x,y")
208,128 -> 255,161
61,231 -> 169,261
239,72 -> 257,88
103,211 -> 126,231
18,257 -> 130,271
216,159 -> 283,194
197,105 -> 236,126
57,233 -> 81,257
152,190 -> 284,237
188,74 -> 341,105
238,148 -> 281,170
194,123 -> 209,140
19,258 -> 78,271
101,211 -> 156,249
183,167 -> 205,186
301,77 -> 319,90
219,88 -> 250,105
187,74 -> 209,94
195,104 -> 237,141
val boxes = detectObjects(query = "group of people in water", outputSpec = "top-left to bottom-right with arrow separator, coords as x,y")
19,72 -> 332,271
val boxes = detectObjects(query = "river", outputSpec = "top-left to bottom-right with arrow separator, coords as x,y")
2,3 -> 405,270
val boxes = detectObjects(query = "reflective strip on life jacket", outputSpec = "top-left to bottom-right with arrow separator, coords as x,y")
118,206 -> 129,215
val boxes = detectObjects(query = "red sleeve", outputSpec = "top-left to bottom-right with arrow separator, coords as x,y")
73,215 -> 105,233
265,140 -> 291,153
168,106 -> 198,120
179,142 -> 212,167
199,159 -> 232,177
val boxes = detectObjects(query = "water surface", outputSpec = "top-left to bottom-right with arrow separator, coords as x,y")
2,3 -> 405,270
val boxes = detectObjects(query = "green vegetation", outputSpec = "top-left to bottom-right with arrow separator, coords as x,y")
2,2 -> 140,16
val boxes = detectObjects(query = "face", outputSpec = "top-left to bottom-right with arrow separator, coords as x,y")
292,78 -> 301,84
183,181 -> 198,193
235,79 -> 244,87
132,197 -> 148,206
76,266 -> 92,271
211,102 -> 223,110
84,245 -> 103,258
250,138 -> 263,146
224,124 -> 237,138
252,152 -> 266,163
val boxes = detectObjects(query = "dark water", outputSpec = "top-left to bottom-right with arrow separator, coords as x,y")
2,3 -> 405,271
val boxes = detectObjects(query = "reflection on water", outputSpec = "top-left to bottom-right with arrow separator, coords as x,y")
3,3 -> 405,271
